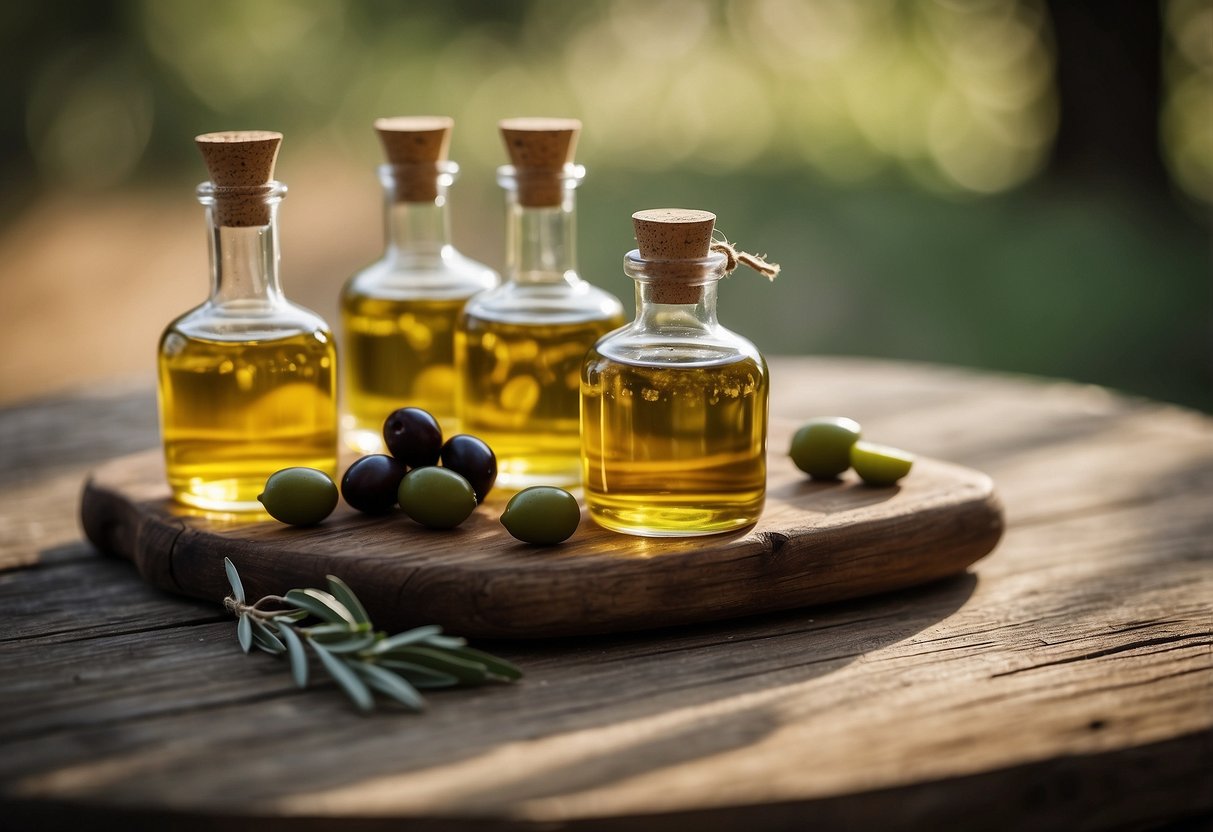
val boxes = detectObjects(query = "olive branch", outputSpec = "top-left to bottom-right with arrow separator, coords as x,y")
222,557 -> 521,712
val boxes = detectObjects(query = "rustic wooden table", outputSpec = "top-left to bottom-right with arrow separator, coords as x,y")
1,358 -> 1210,831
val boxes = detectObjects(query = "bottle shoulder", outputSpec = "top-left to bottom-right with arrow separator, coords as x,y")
345,249 -> 499,300
588,322 -> 766,370
164,299 -> 334,345
462,277 -> 624,325
582,343 -> 768,400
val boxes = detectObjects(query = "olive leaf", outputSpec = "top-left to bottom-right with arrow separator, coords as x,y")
275,619 -> 309,688
221,561 -> 522,713
448,646 -> 525,681
309,622 -> 364,640
250,619 -> 286,654
376,660 -> 460,689
372,624 -> 443,653
381,646 -> 489,685
311,642 -> 373,713
224,557 -> 245,603
351,661 -> 425,711
284,588 -> 356,625
236,614 -> 252,654
315,632 -> 377,654
421,633 -> 468,650
326,575 -> 371,625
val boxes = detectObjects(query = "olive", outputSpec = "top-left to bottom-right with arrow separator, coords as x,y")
258,467 -> 338,526
440,434 -> 497,503
397,467 -> 477,530
789,417 -> 862,479
851,441 -> 915,486
383,407 -> 443,468
341,454 -> 407,514
501,487 -> 580,545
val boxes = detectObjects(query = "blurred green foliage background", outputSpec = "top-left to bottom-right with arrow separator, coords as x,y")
1,0 -> 1209,409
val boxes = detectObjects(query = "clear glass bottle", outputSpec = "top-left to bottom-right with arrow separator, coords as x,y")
341,117 -> 498,453
581,209 -> 770,536
158,131 -> 337,512
456,118 -> 624,490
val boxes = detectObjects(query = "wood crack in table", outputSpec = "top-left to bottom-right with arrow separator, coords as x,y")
1,358 -> 1210,831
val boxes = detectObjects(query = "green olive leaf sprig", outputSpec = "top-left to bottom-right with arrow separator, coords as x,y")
222,557 -> 522,713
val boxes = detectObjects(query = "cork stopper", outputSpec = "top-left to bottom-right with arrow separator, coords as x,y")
374,116 -> 453,202
195,131 -> 282,227
499,117 -> 581,207
633,209 -> 717,259
632,209 -> 718,304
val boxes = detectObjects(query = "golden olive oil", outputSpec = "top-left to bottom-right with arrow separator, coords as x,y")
158,330 -> 338,511
458,314 -> 624,489
341,293 -> 467,452
581,353 -> 767,535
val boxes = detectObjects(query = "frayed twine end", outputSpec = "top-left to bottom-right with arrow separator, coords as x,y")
710,238 -> 780,280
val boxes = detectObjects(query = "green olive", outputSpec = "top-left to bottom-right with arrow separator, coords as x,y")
851,441 -> 915,486
258,467 -> 339,526
501,486 -> 580,545
397,467 -> 477,530
789,417 -> 862,478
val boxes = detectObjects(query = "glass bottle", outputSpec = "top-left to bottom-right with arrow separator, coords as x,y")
581,209 -> 771,536
158,131 -> 338,511
341,117 -> 498,453
456,118 -> 624,490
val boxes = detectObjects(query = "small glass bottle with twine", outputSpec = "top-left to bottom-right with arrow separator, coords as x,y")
340,117 -> 498,453
581,209 -> 778,536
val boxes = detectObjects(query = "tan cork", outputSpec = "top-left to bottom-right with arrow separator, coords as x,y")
499,117 -> 581,207
195,131 -> 282,227
632,209 -> 717,303
374,116 -> 453,202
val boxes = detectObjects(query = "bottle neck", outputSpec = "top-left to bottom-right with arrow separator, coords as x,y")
507,198 -> 579,285
381,164 -> 453,264
205,205 -> 285,307
499,164 -> 585,286
623,248 -> 729,334
634,279 -> 719,332
385,199 -> 450,262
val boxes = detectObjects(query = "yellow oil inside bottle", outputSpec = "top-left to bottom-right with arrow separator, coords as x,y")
341,293 -> 466,453
581,353 -> 767,536
457,314 -> 624,489
158,330 -> 338,511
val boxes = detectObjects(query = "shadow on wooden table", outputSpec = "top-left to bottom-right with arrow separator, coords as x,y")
400,574 -> 980,812
0,542 -> 976,824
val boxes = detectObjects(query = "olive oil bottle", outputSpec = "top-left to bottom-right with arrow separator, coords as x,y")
581,209 -> 776,536
341,117 -> 497,453
456,119 -> 624,490
158,131 -> 337,511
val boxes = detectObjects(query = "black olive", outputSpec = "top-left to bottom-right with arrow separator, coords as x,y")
440,434 -> 497,503
340,454 -> 407,514
383,407 -> 443,468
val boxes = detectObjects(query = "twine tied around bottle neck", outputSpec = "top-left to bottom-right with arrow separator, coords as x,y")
710,236 -> 781,280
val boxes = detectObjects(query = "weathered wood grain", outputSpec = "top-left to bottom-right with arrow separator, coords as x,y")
1,358 -> 1210,831
79,443 -> 1003,638
0,382 -> 158,572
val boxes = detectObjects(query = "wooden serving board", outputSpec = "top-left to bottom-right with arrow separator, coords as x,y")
81,432 -> 1003,638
